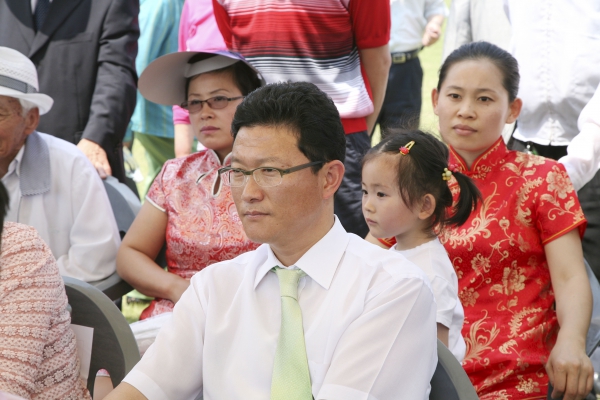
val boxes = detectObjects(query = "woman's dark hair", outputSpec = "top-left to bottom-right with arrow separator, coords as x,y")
0,181 -> 9,242
438,41 -> 520,102
185,57 -> 263,98
363,130 -> 481,234
231,82 -> 346,173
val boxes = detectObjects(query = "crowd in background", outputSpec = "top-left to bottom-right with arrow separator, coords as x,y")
0,0 -> 600,399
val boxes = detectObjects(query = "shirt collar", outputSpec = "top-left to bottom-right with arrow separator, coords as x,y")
253,216 -> 350,290
20,131 -> 51,196
6,145 -> 25,178
449,137 -> 508,175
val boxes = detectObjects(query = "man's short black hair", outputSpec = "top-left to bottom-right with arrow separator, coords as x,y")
231,82 -> 346,172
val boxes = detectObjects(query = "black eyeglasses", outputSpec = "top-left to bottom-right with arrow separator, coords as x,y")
180,96 -> 244,114
218,161 -> 325,188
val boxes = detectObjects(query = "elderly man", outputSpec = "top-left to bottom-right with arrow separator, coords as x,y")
0,47 -> 120,282
106,82 -> 437,400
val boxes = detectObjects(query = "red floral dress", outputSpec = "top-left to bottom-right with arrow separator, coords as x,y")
440,138 -> 586,399
141,149 -> 258,319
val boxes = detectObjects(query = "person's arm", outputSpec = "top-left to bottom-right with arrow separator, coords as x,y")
545,229 -> 593,400
104,382 -> 148,400
174,123 -> 194,158
79,0 -> 139,177
559,83 -> 600,191
117,201 -> 189,303
109,275 -> 207,399
422,14 -> 445,47
359,45 -> 391,135
437,324 -> 449,347
56,154 -> 121,281
317,274 -> 437,399
442,0 -> 471,60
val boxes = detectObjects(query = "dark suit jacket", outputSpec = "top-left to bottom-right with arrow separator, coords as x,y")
0,0 -> 139,181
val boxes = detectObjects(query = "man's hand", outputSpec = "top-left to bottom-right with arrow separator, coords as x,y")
546,335 -> 593,400
422,16 -> 444,47
77,138 -> 111,179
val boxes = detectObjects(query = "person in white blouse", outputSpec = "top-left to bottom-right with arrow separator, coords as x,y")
0,46 -> 120,282
503,0 -> 600,279
105,82 -> 438,400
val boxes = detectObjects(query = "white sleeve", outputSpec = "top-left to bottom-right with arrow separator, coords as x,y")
123,277 -> 206,400
559,83 -> 600,191
442,0 -> 471,61
55,155 -> 120,281
317,276 -> 438,400
424,0 -> 448,20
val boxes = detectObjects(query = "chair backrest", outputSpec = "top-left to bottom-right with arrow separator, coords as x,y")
63,276 -> 140,396
430,340 -> 478,400
103,176 -> 141,238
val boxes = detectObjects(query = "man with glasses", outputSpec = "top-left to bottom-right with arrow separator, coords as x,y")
106,82 -> 438,400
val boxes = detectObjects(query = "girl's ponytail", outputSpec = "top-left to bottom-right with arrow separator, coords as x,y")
446,171 -> 482,228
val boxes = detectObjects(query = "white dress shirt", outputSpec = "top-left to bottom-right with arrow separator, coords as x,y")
389,0 -> 448,53
391,238 -> 466,361
442,0 -> 511,60
123,218 -> 438,400
1,132 -> 120,281
506,0 -> 600,148
560,82 -> 600,191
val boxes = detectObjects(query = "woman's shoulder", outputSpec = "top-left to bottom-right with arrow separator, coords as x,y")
159,150 -> 216,181
506,149 -> 564,174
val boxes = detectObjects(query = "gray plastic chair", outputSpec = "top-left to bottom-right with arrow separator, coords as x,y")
430,340 -> 478,400
63,276 -> 140,397
89,176 -> 142,300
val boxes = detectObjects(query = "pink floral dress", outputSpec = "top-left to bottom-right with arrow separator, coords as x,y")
441,138 -> 586,399
141,149 -> 258,319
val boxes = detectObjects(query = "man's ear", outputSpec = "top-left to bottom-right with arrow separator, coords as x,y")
322,160 -> 345,200
418,193 -> 436,220
23,107 -> 39,136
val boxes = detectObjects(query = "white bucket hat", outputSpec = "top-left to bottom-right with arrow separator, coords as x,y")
0,47 -> 53,114
139,50 -> 265,106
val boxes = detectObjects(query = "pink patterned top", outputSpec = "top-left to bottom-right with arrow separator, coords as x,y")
142,149 -> 258,319
0,222 -> 90,400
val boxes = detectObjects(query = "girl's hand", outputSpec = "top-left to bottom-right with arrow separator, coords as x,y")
545,335 -> 593,400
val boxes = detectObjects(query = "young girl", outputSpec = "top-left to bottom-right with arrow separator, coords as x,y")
362,129 -> 481,362
434,41 -> 593,399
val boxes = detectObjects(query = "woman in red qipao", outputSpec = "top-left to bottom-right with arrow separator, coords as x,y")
432,42 -> 593,400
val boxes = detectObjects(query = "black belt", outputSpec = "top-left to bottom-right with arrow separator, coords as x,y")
391,48 -> 421,64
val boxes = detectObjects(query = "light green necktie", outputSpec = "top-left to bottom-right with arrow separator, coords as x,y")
270,267 -> 312,400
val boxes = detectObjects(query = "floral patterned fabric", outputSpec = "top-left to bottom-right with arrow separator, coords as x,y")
142,149 -> 258,319
0,222 -> 90,400
440,138 -> 586,399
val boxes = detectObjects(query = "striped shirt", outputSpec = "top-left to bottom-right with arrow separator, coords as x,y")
128,0 -> 184,138
213,0 -> 391,134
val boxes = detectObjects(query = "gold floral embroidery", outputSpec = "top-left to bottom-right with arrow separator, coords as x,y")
516,375 -> 541,394
546,169 -> 573,199
445,183 -> 498,251
508,307 -> 543,339
490,261 -> 526,296
463,312 -> 500,364
471,253 -> 492,274
499,339 -> 518,354
460,287 -> 480,307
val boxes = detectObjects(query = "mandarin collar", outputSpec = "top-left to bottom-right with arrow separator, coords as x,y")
196,149 -> 232,183
253,217 -> 349,291
449,137 -> 508,176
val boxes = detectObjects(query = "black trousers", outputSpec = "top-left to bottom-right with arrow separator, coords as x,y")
334,130 -> 370,238
377,57 -> 423,136
509,138 -> 600,282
